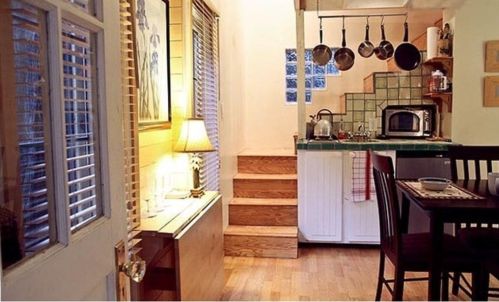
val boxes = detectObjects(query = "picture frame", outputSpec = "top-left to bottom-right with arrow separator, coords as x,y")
485,41 -> 499,72
135,0 -> 171,131
484,76 -> 499,107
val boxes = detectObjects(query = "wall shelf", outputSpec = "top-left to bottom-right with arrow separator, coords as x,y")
423,57 -> 453,112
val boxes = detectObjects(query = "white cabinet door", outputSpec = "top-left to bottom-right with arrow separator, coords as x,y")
298,151 -> 343,243
343,151 -> 396,244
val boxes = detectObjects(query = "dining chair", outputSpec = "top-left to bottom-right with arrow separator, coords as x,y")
371,150 -> 481,301
447,145 -> 499,299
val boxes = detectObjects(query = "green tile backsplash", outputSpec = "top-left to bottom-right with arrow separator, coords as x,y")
339,55 -> 434,135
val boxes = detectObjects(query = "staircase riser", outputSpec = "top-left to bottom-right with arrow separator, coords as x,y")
229,205 -> 297,226
224,235 -> 298,259
238,156 -> 297,174
233,179 -> 297,198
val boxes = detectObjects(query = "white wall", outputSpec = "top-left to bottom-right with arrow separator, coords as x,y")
448,0 -> 499,144
238,0 -> 441,150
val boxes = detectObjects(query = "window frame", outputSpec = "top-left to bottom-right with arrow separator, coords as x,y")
1,0 -> 111,274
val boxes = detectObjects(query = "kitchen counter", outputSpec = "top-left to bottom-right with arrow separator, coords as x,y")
297,139 -> 458,151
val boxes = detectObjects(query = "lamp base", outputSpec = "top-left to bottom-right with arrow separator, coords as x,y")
190,186 -> 205,198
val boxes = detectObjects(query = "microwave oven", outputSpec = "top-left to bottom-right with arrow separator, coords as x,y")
382,105 -> 436,138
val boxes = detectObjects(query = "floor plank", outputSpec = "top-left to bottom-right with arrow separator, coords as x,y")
222,245 -> 497,301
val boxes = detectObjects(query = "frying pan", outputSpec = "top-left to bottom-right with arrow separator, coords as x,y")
394,22 -> 421,71
334,18 -> 355,71
358,18 -> 374,58
374,23 -> 394,60
312,18 -> 332,66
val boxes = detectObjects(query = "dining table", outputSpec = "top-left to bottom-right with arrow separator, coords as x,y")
396,179 -> 499,301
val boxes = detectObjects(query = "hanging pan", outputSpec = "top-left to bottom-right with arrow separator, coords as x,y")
312,18 -> 332,66
358,17 -> 374,58
394,21 -> 421,71
374,17 -> 394,60
333,17 -> 355,71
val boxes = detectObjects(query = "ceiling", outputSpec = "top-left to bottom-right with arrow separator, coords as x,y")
296,0 -> 466,11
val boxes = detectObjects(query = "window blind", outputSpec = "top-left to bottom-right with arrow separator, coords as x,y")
119,0 -> 141,255
192,0 -> 220,191
10,0 -> 53,255
61,20 -> 102,231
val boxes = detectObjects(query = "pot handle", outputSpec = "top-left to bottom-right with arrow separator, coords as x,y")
365,24 -> 370,41
319,18 -> 323,44
381,24 -> 386,41
403,22 -> 409,43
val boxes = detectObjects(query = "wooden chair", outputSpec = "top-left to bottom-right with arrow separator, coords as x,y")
447,145 -> 499,299
371,151 -> 481,301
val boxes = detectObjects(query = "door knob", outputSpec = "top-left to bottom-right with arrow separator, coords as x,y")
119,259 -> 146,282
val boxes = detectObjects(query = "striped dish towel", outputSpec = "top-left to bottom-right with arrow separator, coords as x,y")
351,151 -> 376,202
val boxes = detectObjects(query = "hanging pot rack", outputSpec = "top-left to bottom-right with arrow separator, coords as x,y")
319,13 -> 407,21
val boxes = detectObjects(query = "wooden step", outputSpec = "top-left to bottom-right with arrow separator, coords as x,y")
229,198 -> 298,226
233,173 -> 297,199
238,155 -> 297,174
224,226 -> 298,259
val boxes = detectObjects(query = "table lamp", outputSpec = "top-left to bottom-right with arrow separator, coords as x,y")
174,118 -> 215,198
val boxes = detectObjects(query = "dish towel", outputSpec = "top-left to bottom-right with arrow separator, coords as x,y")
351,151 -> 376,202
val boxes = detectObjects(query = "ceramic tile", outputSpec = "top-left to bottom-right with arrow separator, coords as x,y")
376,89 -> 387,100
399,76 -> 410,88
411,99 -> 423,105
354,93 -> 365,100
346,94 -> 353,100
365,100 -> 376,111
354,100 -> 365,111
375,73 -> 387,78
423,99 -> 435,105
388,88 -> 398,100
387,77 -> 399,88
399,88 -> 411,99
377,106 -> 382,116
344,111 -> 353,122
353,111 -> 364,122
365,93 -> 375,99
410,65 -> 422,75
344,122 -> 353,132
375,77 -> 387,89
346,100 -> 353,111
388,100 -> 399,106
411,88 -> 422,99
399,100 -> 410,105
411,76 -> 422,88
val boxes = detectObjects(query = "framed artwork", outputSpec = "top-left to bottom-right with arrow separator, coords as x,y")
135,0 -> 171,130
484,76 -> 499,107
485,41 -> 499,72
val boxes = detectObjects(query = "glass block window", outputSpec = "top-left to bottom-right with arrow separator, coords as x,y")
285,48 -> 340,104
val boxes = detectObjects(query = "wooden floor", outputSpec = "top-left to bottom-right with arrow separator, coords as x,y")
222,245 -> 499,301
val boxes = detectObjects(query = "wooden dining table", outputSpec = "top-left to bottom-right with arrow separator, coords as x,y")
396,179 -> 499,301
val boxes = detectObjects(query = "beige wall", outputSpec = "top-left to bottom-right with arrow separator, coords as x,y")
238,0 -> 441,150
447,0 -> 499,145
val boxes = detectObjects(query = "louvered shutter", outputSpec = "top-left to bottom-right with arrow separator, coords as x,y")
9,0 -> 54,255
192,0 -> 219,191
119,0 -> 142,255
61,20 -> 102,231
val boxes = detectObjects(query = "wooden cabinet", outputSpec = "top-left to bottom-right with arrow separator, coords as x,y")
298,151 -> 343,243
133,193 -> 224,301
423,57 -> 453,112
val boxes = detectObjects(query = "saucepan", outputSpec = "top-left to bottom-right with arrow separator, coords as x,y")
312,18 -> 332,66
358,17 -> 374,58
374,18 -> 394,60
333,17 -> 355,71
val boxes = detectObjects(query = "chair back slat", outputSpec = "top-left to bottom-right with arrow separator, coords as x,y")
447,146 -> 499,181
371,151 -> 401,259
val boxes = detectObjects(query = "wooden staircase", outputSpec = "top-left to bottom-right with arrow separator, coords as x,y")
224,151 -> 298,259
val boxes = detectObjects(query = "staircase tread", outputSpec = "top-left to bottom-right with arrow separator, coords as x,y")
234,173 -> 297,180
230,198 -> 298,206
225,225 -> 298,238
238,149 -> 296,157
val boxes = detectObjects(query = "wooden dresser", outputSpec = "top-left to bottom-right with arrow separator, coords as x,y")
132,192 -> 224,301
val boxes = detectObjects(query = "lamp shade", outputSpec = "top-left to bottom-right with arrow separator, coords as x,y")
174,118 -> 215,153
